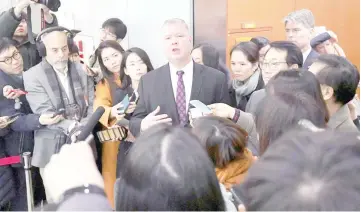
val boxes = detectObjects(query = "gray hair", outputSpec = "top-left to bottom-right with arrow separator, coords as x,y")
162,18 -> 189,30
283,9 -> 315,29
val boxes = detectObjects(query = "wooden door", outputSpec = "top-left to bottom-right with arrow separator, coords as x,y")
226,0 -> 360,73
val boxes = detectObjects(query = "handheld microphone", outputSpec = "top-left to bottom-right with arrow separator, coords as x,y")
76,106 -> 105,142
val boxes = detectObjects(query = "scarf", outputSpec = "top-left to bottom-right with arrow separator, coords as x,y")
42,59 -> 87,117
215,149 -> 254,190
232,69 -> 261,104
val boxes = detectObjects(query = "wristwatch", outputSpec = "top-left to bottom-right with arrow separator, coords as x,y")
60,183 -> 106,203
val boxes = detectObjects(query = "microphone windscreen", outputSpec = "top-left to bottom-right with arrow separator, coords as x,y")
77,106 -> 105,141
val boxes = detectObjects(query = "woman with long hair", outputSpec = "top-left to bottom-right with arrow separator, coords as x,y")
116,47 -> 154,174
94,41 -> 153,207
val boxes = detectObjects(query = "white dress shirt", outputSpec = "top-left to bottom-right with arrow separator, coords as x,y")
53,66 -> 71,98
302,47 -> 312,65
169,60 -> 193,112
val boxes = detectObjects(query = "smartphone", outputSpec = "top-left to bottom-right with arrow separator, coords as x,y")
7,113 -> 21,120
10,89 -> 28,95
189,100 -> 212,114
52,108 -> 65,118
119,95 -> 130,112
129,91 -> 139,103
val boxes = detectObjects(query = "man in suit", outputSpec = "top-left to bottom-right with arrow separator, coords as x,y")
23,28 -> 94,196
309,55 -> 359,132
245,41 -> 303,116
283,9 -> 319,69
129,18 -> 229,136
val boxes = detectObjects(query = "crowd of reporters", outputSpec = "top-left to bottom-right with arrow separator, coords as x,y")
0,1 -> 359,211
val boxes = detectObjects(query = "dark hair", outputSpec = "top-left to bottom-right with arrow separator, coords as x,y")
241,129 -> 360,211
316,54 -> 359,105
268,41 -> 303,68
255,92 -> 327,155
119,47 -> 154,89
102,18 -> 127,40
267,69 -> 330,122
67,37 -> 79,54
230,41 -> 259,64
193,43 -> 220,69
192,116 -> 248,168
250,36 -> 270,51
97,40 -> 125,101
0,38 -> 17,54
115,124 -> 225,211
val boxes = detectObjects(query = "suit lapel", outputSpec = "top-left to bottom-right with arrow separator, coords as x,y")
328,105 -> 350,129
161,64 -> 180,124
190,62 -> 203,101
39,61 -> 63,109
304,49 -> 319,69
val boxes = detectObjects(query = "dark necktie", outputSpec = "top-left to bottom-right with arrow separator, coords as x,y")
176,71 -> 187,125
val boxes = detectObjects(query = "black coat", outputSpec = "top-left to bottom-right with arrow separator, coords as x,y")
0,71 -> 42,165
229,73 -> 264,111
0,8 -> 58,71
0,148 -> 15,208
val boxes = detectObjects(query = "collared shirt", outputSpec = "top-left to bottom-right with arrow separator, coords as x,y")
169,60 -> 193,112
53,66 -> 70,98
302,47 -> 312,65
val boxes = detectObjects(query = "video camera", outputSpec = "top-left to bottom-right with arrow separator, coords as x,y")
37,0 -> 61,12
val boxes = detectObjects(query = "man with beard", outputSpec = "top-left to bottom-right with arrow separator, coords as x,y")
23,28 -> 94,199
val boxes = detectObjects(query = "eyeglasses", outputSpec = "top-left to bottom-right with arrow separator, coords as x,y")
261,61 -> 288,69
0,51 -> 21,65
100,28 -> 116,39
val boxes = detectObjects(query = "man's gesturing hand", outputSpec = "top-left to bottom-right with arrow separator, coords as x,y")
140,106 -> 172,132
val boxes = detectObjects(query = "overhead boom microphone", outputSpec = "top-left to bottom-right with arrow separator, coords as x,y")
76,106 -> 105,142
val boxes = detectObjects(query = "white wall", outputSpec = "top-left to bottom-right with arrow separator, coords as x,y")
0,0 -> 193,68
125,0 -> 193,68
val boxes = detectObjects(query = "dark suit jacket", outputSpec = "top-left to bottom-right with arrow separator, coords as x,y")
245,89 -> 266,117
129,62 -> 230,136
328,105 -> 359,133
303,49 -> 320,70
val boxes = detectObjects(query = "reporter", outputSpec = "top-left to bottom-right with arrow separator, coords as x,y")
115,124 -> 225,211
0,0 -> 58,71
94,42 -> 153,207
208,103 -> 259,156
192,116 -> 255,190
88,18 -> 128,82
311,30 -> 346,57
0,38 -> 62,210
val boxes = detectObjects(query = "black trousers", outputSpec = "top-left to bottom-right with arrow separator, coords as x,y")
0,167 -> 45,211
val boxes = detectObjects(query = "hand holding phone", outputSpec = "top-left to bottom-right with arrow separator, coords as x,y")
189,100 -> 212,115
111,95 -> 130,120
119,94 -> 130,112
10,89 -> 28,95
51,108 -> 65,118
